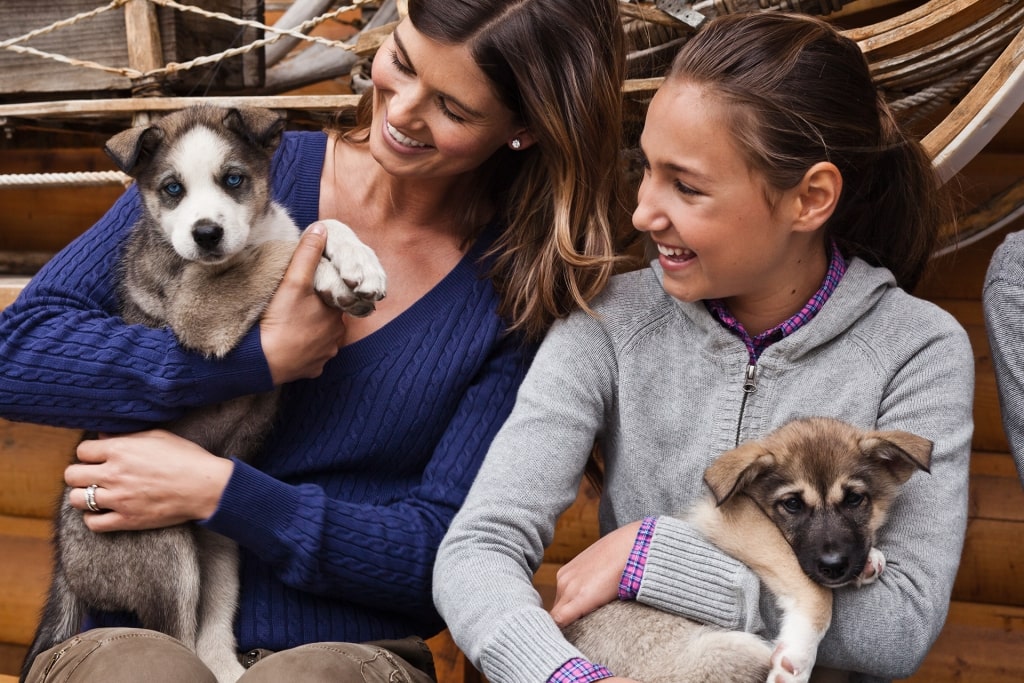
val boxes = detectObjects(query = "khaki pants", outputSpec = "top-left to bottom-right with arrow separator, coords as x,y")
24,628 -> 437,683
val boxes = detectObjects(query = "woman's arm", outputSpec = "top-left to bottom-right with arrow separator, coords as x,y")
200,326 -> 535,618
0,188 -> 274,432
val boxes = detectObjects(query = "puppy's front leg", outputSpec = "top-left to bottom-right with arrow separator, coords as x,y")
691,498 -> 831,683
312,220 -> 387,316
195,529 -> 247,683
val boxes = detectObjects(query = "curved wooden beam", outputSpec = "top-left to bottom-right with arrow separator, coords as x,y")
925,26 -> 1024,183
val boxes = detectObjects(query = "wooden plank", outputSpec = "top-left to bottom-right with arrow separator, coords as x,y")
0,1 -> 132,94
543,479 -> 600,565
0,420 -> 78,519
0,0 -> 263,97
0,280 -> 30,310
952,517 -> 1024,605
0,534 -> 51,645
0,651 -> 24,681
898,601 -> 1024,682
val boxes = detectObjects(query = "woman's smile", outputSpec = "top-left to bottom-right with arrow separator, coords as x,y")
384,119 -> 432,151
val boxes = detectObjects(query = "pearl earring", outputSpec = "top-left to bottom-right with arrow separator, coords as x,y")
510,138 -> 522,150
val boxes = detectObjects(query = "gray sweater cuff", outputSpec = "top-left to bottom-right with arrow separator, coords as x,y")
636,516 -> 767,634
480,608 -> 583,683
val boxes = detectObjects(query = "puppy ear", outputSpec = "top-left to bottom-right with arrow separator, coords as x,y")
704,442 -> 774,506
223,107 -> 286,153
859,430 -> 933,484
104,124 -> 164,176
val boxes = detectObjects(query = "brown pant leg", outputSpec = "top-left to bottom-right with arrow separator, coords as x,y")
238,637 -> 436,683
23,628 -> 216,683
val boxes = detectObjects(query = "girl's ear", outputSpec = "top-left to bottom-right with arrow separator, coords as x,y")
791,161 -> 842,233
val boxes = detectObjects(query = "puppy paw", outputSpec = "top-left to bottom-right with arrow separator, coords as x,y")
855,547 -> 886,587
768,642 -> 814,683
198,650 -> 245,683
311,219 -> 387,316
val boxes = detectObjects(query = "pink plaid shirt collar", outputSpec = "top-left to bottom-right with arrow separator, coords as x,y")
705,242 -> 847,362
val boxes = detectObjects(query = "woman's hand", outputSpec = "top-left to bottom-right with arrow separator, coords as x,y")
550,520 -> 642,627
65,430 -> 234,532
260,223 -> 349,385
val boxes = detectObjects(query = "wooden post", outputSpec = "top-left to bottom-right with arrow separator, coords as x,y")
124,0 -> 166,112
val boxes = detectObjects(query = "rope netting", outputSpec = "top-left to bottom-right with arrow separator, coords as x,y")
0,0 -> 369,82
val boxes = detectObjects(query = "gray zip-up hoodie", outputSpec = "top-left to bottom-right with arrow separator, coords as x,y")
434,258 -> 974,683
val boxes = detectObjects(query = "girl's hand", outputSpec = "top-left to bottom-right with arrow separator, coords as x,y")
65,430 -> 234,532
260,224 -> 349,385
550,520 -> 642,627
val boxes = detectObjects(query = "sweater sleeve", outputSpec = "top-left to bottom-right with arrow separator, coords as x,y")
434,312 -> 617,683
0,187 -> 274,433
984,230 -> 1024,482
202,326 -> 533,619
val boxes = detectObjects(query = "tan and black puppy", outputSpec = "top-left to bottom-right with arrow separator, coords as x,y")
564,417 -> 932,683
22,105 -> 386,683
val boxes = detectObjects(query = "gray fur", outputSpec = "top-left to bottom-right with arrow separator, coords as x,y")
22,105 -> 386,683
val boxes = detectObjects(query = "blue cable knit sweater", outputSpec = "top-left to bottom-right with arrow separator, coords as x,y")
0,131 -> 535,649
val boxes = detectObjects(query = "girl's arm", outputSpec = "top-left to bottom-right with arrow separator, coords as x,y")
435,312 -> 618,683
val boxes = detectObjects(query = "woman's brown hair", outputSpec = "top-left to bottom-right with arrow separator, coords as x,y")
332,0 -> 632,340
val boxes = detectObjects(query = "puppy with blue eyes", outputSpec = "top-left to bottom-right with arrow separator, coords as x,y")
22,105 -> 386,683
563,416 -> 932,683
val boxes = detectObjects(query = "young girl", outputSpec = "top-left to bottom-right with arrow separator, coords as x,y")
435,12 -> 974,683
0,0 -> 632,680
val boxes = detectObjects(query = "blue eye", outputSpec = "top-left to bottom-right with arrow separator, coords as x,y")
164,181 -> 183,197
224,174 -> 244,188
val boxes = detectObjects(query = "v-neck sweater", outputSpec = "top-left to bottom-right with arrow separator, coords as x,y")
0,131 -> 536,649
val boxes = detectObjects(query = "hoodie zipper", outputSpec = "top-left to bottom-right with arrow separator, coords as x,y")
735,362 -> 758,446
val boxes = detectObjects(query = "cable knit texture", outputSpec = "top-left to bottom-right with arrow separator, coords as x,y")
0,131 -> 535,649
435,260 -> 974,683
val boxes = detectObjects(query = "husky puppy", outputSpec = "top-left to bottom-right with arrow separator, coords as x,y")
21,105 -> 387,683
563,417 -> 932,683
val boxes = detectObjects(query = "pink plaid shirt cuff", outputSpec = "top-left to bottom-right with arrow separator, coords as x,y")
548,657 -> 615,682
618,516 -> 657,600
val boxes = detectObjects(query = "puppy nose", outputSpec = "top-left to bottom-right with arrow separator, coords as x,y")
817,552 -> 850,580
192,222 -> 224,249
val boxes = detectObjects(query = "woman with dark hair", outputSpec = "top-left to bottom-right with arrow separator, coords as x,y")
0,1 -> 631,681
436,12 -> 972,683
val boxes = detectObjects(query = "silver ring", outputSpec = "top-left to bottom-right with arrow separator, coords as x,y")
84,484 -> 101,513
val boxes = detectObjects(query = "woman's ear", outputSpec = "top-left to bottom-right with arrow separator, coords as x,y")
791,161 -> 842,233
508,129 -> 537,151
